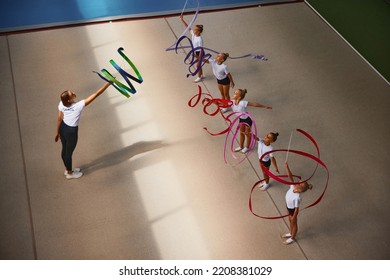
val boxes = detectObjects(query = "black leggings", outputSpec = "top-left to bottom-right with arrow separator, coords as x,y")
59,121 -> 78,171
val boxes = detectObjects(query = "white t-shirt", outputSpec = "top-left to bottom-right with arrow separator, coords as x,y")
232,100 -> 249,119
190,30 -> 203,49
209,59 -> 229,80
58,100 -> 85,127
285,185 -> 301,209
257,139 -> 274,162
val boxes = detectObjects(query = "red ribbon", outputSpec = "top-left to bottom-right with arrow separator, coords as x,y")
189,85 -> 258,165
249,129 -> 329,219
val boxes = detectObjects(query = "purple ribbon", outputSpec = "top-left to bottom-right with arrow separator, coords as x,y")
167,0 -> 268,77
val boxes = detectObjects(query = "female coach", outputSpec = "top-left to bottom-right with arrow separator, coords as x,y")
55,82 -> 111,179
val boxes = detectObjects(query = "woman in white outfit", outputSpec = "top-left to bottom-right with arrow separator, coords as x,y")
55,82 -> 111,179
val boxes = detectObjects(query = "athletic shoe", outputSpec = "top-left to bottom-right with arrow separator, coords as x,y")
64,168 -> 81,176
258,181 -> 266,189
194,76 -> 202,83
283,238 -> 295,245
259,183 -> 270,191
66,171 -> 83,180
234,147 -> 242,152
282,233 -> 292,238
241,147 -> 249,153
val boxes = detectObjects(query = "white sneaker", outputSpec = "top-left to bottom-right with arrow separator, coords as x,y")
241,147 -> 249,153
64,168 -> 81,176
194,76 -> 202,83
259,183 -> 270,191
283,237 -> 295,245
234,147 -> 242,152
282,233 -> 292,238
258,181 -> 266,189
66,171 -> 83,179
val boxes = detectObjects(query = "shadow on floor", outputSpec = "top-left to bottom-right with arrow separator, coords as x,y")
80,140 -> 167,174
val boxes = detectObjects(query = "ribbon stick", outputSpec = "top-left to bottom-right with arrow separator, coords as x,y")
180,0 -> 189,16
166,0 -> 200,51
285,130 -> 293,162
249,129 -> 329,219
95,47 -> 143,98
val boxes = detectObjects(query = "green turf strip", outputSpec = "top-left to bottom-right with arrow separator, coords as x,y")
306,0 -> 390,83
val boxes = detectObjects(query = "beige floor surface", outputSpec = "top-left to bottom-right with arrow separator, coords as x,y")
0,2 -> 389,260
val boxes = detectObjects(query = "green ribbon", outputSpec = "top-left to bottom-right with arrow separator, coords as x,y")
95,47 -> 143,98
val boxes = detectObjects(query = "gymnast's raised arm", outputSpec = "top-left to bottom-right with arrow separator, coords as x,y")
84,82 -> 111,106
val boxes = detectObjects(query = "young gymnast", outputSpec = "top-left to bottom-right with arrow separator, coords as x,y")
205,53 -> 235,111
256,132 -> 280,190
55,82 -> 111,179
180,15 -> 204,82
283,162 -> 313,245
231,89 -> 272,154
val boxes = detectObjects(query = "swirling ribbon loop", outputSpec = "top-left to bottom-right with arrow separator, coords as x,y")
95,47 -> 143,98
249,129 -> 329,219
167,0 -> 268,77
175,36 -> 212,77
189,85 -> 258,165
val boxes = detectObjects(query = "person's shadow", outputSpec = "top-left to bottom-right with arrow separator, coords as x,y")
80,140 -> 166,175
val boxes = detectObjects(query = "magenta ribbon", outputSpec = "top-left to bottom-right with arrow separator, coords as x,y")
249,129 -> 329,219
219,111 -> 258,165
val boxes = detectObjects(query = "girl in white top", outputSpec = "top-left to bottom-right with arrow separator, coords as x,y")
283,162 -> 313,245
256,132 -> 280,191
205,53 -> 235,108
180,15 -> 204,83
55,82 -> 111,179
231,89 -> 272,154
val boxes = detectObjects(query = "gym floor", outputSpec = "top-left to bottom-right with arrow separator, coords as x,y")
0,1 -> 389,259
